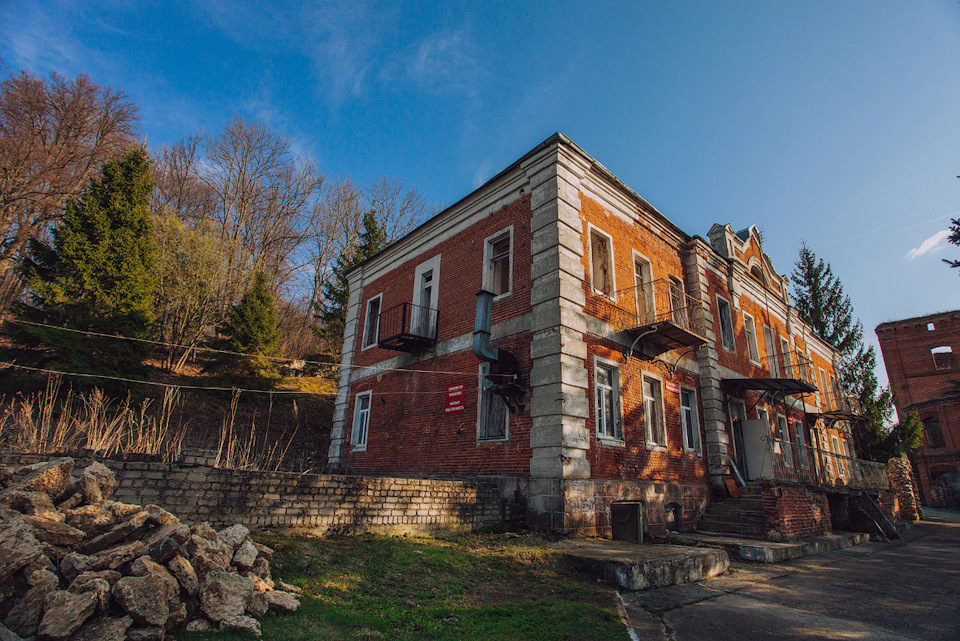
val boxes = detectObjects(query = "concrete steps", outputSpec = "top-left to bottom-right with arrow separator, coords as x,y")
695,483 -> 768,538
666,531 -> 871,563
554,539 -> 730,591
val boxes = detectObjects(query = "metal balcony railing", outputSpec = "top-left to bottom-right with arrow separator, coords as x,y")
377,302 -> 438,352
589,278 -> 708,355
761,436 -> 888,491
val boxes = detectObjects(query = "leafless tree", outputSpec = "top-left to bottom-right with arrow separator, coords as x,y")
0,70 -> 139,309
200,116 -> 325,303
152,135 -> 217,225
367,175 -> 436,240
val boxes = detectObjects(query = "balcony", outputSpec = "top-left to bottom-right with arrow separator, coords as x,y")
760,436 -> 888,491
377,302 -> 438,353
590,278 -> 709,357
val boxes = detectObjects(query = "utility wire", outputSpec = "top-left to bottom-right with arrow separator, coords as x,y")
5,318 -> 479,377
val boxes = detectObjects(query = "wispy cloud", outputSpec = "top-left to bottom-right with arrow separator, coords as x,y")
0,3 -> 99,77
905,229 -> 951,260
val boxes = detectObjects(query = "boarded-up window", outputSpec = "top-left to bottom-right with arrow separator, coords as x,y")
590,230 -> 614,296
925,417 -> 946,449
932,346 -> 954,370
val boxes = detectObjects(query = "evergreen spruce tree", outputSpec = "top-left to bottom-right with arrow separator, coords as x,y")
790,241 -> 862,356
316,211 -> 389,356
14,148 -> 156,375
791,242 -> 901,461
208,270 -> 281,388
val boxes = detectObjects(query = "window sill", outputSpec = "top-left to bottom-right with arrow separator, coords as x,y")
477,437 -> 509,444
646,444 -> 668,452
492,291 -> 512,302
597,436 -> 625,447
351,445 -> 367,452
361,342 -> 378,352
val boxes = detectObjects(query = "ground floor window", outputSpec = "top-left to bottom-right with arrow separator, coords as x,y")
680,388 -> 701,454
644,376 -> 666,447
352,391 -> 372,449
595,360 -> 622,440
478,363 -> 508,441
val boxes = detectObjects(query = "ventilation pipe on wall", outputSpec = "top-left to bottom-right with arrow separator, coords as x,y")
473,290 -> 525,413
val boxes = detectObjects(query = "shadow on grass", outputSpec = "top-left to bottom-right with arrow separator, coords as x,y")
177,532 -> 629,641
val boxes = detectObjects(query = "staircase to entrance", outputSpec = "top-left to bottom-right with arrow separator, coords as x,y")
697,483 -> 767,538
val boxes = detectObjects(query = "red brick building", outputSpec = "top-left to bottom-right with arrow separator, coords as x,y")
877,311 -> 960,507
328,134 -> 878,538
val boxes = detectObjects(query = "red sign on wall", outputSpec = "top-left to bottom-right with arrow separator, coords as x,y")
665,381 -> 680,394
445,383 -> 465,413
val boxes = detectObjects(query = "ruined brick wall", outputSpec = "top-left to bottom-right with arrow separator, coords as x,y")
886,456 -> 921,521
760,483 -> 832,541
1,454 -> 504,535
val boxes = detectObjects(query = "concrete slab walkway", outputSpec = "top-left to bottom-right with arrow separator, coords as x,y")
552,539 -> 729,591
665,531 -> 871,563
619,517 -> 960,641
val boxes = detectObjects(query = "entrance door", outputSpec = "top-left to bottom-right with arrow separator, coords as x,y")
729,400 -> 748,478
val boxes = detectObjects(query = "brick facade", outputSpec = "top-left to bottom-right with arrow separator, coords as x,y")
877,311 -> 960,507
328,134 -> 854,538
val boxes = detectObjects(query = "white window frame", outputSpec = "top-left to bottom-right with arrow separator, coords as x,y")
632,250 -> 655,323
477,363 -> 509,441
361,293 -> 382,350
680,387 -> 701,454
780,336 -> 793,377
743,312 -> 761,364
351,390 -> 372,450
594,356 -> 623,443
717,296 -> 736,352
483,227 -> 513,300
643,374 -> 667,449
762,324 -> 778,377
412,255 -> 441,337
819,368 -> 830,409
757,407 -> 769,425
587,224 -> 616,299
776,414 -> 792,468
831,435 -> 846,478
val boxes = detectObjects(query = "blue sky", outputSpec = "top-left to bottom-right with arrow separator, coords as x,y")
3,1 -> 960,384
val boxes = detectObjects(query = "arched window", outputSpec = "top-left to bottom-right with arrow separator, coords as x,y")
924,417 -> 946,449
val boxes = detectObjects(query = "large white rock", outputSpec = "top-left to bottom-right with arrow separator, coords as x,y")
199,570 -> 256,622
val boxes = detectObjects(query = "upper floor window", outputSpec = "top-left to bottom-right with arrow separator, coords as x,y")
781,337 -> 793,376
932,346 -> 955,370
743,312 -> 761,364
924,417 -> 946,449
413,255 -> 440,338
484,228 -> 513,298
717,297 -> 736,352
643,376 -> 666,447
633,254 -> 654,323
595,359 -> 623,441
362,294 -> 382,349
589,227 -> 615,297
762,325 -> 778,377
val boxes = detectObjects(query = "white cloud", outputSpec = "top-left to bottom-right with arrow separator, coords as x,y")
905,229 -> 951,261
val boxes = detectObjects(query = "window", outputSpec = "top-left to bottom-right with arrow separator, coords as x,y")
793,419 -> 806,448
757,407 -> 769,424
413,255 -> 440,338
932,346 -> 955,370
643,376 -> 666,447
928,322 -> 936,331
780,337 -> 793,377
829,374 -> 838,407
589,227 -> 615,297
743,313 -> 760,363
680,388 -> 701,453
633,254 -> 654,323
763,325 -> 778,376
484,228 -> 513,297
776,414 -> 792,468
717,297 -> 736,352
831,435 -> 846,477
351,391 -> 372,449
362,294 -> 382,349
819,369 -> 830,409
669,278 -> 688,327
924,417 -> 946,449
595,360 -> 622,441
478,364 -> 508,441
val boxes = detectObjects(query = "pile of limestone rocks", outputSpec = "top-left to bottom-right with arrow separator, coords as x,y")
0,457 -> 301,640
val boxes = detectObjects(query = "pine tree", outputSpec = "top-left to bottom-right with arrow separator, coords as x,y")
791,242 -> 905,461
316,211 -> 389,355
208,270 -> 281,388
790,241 -> 862,356
14,148 -> 156,375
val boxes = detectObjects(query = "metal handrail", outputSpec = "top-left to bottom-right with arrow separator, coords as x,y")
378,302 -> 439,342
611,278 -> 709,337
761,436 -> 888,490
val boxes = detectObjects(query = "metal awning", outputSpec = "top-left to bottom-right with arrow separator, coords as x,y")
722,378 -> 818,397
808,410 -> 866,423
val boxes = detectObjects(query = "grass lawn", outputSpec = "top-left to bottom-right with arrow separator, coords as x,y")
177,531 -> 629,641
